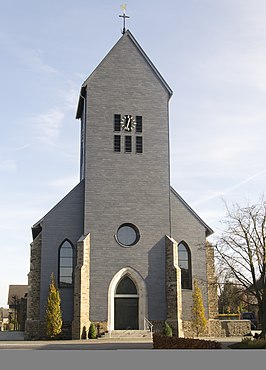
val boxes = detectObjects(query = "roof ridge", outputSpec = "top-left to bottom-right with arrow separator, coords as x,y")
76,30 -> 172,119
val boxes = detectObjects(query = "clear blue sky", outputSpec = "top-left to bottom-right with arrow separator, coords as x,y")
0,0 -> 266,307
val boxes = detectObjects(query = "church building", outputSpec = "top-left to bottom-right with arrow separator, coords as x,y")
25,25 -> 218,340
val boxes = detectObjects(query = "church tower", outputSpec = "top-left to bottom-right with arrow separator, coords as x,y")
25,18 -> 217,341
75,29 -> 173,333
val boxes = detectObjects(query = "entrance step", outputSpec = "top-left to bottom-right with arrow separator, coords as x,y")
99,330 -> 152,339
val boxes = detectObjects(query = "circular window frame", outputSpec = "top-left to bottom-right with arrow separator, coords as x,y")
115,223 -> 140,247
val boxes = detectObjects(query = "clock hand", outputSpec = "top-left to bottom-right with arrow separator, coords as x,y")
126,116 -> 130,130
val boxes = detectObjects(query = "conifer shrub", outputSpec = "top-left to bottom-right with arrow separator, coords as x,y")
191,279 -> 207,337
88,322 -> 97,339
163,321 -> 173,336
45,273 -> 62,339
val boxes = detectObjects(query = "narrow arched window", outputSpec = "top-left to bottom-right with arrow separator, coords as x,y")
178,241 -> 192,290
59,240 -> 73,287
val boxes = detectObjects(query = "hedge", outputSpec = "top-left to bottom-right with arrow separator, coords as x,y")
153,333 -> 221,349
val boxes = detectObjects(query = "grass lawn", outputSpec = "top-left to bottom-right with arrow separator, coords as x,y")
229,338 -> 266,349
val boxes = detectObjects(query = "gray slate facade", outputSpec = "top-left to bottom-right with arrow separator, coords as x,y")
25,30 -> 216,340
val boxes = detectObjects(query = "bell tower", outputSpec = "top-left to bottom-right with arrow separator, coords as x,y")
76,28 -> 173,327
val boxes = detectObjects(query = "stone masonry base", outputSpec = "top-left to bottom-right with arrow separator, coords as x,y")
24,318 -> 251,340
25,320 -> 72,340
182,319 -> 251,338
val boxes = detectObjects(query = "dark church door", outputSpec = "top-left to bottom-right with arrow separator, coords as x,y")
114,275 -> 139,330
114,298 -> 139,329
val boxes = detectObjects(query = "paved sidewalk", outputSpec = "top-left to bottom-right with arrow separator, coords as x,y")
0,336 -> 246,350
0,339 -> 153,350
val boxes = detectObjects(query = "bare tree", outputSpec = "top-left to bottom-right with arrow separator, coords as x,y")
218,280 -> 244,314
10,295 -> 19,331
215,196 -> 266,338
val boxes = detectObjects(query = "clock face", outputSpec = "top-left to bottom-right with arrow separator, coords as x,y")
121,115 -> 136,132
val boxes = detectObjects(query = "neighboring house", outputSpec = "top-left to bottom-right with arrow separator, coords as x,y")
25,27 -> 218,340
8,285 -> 28,331
0,308 -> 9,331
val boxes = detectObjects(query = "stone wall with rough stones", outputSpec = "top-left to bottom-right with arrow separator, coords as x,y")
24,320 -> 40,340
24,232 -> 42,340
182,319 -> 251,338
209,319 -> 251,337
72,234 -> 90,339
182,320 -> 209,338
165,235 -> 184,337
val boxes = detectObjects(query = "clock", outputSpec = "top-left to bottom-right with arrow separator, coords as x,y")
121,115 -> 136,132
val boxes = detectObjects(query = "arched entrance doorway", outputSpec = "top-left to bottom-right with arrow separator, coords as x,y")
108,267 -> 148,331
114,276 -> 139,329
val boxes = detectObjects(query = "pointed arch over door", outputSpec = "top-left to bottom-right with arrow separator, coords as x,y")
108,267 -> 148,331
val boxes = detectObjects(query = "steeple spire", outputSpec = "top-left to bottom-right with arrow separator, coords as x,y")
119,4 -> 130,34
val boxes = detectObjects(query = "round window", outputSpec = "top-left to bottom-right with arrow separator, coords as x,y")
116,223 -> 140,247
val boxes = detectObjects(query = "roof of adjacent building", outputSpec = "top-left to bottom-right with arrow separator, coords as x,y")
7,285 -> 28,306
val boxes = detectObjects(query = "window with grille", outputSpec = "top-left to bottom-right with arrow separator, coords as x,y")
125,136 -> 132,153
136,136 -> 143,154
178,241 -> 192,290
59,240 -> 73,287
114,114 -> 121,132
114,135 -> 121,152
136,116 -> 142,133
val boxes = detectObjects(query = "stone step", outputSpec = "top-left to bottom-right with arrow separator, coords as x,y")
99,330 -> 152,339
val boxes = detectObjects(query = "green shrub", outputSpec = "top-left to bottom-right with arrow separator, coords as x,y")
229,338 -> 266,349
241,337 -> 252,344
153,333 -> 221,349
163,322 -> 173,336
88,323 -> 97,339
45,273 -> 62,339
191,279 -> 207,337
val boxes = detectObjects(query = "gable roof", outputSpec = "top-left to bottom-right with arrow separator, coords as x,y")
124,30 -> 173,96
76,30 -> 172,119
8,285 -> 28,305
171,187 -> 214,237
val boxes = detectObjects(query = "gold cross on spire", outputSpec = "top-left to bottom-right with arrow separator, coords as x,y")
119,4 -> 130,34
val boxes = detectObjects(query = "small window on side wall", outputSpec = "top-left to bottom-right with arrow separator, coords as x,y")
59,240 -> 73,287
178,241 -> 192,290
